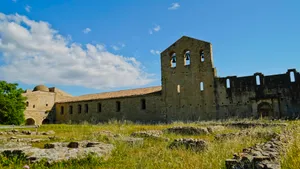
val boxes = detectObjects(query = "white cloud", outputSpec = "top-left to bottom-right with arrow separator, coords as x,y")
0,13 -> 153,89
111,43 -> 125,51
168,3 -> 180,10
149,25 -> 161,35
25,5 -> 31,12
12,0 -> 17,3
83,28 -> 91,34
153,25 -> 160,32
150,50 -> 160,55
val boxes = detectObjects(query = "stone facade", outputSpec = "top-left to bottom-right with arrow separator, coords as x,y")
23,36 -> 300,124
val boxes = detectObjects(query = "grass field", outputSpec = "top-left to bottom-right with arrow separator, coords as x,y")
0,119 -> 299,169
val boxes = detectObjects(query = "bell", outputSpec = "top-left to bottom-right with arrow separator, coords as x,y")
172,57 -> 176,63
185,53 -> 190,60
186,55 -> 190,61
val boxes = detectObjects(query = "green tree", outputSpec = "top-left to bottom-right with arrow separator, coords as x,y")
0,81 -> 26,125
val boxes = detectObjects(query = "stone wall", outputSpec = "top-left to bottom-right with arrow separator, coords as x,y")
215,69 -> 300,119
22,91 -> 56,125
55,93 -> 164,124
22,36 -> 300,124
161,36 -> 218,121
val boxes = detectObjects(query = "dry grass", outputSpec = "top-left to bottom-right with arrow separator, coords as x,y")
0,119 -> 297,169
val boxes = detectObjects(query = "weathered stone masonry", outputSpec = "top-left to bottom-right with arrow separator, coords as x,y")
22,36 -> 300,124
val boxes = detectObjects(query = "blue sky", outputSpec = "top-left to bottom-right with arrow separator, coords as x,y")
0,0 -> 300,96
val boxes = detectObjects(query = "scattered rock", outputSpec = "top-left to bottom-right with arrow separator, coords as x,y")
0,141 -> 114,163
165,126 -> 209,135
21,131 -> 32,135
67,142 -> 79,148
169,138 -> 208,152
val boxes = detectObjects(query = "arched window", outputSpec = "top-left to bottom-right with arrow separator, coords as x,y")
184,50 -> 190,66
26,102 -> 29,107
200,50 -> 205,62
226,79 -> 231,88
170,52 -> 176,68
290,71 -> 296,82
256,75 -> 261,85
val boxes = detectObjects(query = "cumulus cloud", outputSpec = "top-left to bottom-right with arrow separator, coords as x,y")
168,3 -> 180,10
149,25 -> 160,35
150,50 -> 160,55
83,28 -> 91,34
25,5 -> 31,12
0,13 -> 153,89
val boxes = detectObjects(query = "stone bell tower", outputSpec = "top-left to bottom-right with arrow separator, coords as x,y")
160,36 -> 217,121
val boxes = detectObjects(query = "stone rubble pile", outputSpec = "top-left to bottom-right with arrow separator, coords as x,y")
168,138 -> 208,152
0,141 -> 114,164
225,133 -> 291,169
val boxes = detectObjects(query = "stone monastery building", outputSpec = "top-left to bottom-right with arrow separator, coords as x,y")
23,36 -> 300,125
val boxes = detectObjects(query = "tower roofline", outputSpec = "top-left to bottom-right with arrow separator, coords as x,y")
161,36 -> 211,54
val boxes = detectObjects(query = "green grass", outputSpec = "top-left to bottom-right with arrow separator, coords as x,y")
0,119 -> 298,169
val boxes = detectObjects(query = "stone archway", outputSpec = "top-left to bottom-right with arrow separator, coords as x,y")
25,118 -> 35,125
257,102 -> 272,118
42,119 -> 50,124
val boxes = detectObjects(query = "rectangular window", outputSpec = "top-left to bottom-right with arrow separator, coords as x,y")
98,103 -> 102,113
141,99 -> 146,110
290,71 -> 296,82
177,85 -> 180,93
84,104 -> 88,113
69,105 -> 73,114
200,82 -> 204,91
256,75 -> 261,85
116,101 -> 121,112
226,79 -> 231,88
78,104 -> 82,114
61,106 -> 64,115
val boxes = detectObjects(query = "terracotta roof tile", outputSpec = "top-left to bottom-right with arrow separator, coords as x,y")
57,86 -> 162,103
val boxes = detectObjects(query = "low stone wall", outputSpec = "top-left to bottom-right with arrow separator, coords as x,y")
224,122 -> 288,128
215,131 -> 279,141
225,132 -> 291,169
